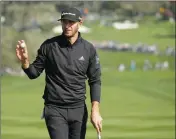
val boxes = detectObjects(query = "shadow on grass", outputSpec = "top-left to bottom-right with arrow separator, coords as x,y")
154,34 -> 176,39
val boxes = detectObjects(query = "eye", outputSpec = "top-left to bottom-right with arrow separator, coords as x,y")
69,21 -> 75,24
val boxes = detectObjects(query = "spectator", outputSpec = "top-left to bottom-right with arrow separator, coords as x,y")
130,60 -> 136,71
118,64 -> 126,72
143,59 -> 152,71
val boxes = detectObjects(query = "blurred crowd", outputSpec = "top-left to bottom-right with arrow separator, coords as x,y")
92,41 -> 175,56
117,59 -> 170,72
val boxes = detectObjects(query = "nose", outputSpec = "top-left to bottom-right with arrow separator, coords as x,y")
65,22 -> 70,28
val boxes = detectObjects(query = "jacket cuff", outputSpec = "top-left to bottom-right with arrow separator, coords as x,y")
90,83 -> 101,102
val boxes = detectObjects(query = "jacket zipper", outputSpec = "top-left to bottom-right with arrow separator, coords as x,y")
67,46 -> 72,65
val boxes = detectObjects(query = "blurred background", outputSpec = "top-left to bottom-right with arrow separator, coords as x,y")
1,1 -> 175,139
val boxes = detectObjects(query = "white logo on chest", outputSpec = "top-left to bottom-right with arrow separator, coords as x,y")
78,56 -> 85,61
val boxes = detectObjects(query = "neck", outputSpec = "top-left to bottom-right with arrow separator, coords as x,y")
68,32 -> 79,45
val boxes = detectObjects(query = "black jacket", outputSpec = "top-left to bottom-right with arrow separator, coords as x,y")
23,33 -> 101,108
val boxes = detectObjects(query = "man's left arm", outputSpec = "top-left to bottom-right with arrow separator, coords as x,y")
86,46 -> 102,133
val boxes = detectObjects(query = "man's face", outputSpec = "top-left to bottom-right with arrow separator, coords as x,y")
61,19 -> 81,38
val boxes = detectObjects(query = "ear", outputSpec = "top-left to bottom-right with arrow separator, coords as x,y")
78,18 -> 83,28
79,18 -> 83,24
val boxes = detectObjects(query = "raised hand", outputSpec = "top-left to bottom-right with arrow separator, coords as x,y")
16,40 -> 29,68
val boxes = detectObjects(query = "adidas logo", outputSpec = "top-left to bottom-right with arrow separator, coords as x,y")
79,56 -> 85,61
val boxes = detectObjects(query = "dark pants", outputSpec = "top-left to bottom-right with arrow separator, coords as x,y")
44,104 -> 88,139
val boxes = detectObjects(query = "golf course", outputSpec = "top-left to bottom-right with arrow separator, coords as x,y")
1,16 -> 175,139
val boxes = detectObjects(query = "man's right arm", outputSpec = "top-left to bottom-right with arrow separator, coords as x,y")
22,43 -> 47,79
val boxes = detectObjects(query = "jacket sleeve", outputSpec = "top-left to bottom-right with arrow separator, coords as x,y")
22,42 -> 47,79
86,46 -> 101,103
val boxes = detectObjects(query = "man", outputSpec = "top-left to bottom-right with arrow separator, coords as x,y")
16,7 -> 102,139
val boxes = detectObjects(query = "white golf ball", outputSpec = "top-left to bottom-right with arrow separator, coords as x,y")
21,42 -> 26,48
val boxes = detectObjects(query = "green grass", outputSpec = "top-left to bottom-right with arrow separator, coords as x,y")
1,49 -> 175,139
98,51 -> 175,70
83,20 -> 175,50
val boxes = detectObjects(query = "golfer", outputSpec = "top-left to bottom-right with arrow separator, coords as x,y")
16,7 -> 102,139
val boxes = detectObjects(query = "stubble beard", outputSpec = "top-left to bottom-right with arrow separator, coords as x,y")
64,29 -> 78,38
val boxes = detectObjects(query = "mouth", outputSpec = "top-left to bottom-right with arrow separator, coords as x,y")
65,29 -> 71,32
